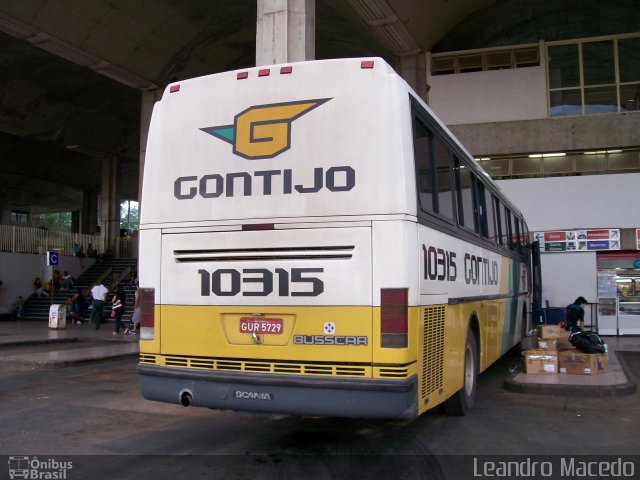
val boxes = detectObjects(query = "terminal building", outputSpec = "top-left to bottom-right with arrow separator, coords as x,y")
0,0 -> 638,335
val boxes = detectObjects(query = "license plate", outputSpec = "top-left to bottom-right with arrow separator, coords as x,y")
239,317 -> 283,335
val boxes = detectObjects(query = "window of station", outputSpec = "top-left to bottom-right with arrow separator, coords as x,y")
475,148 -> 640,180
511,156 -> 541,177
576,152 -> 607,173
10,210 -> 28,224
542,154 -> 574,175
477,158 -> 509,177
548,33 -> 640,116
620,84 -> 640,112
608,150 -> 640,170
486,51 -> 511,70
458,54 -> 483,73
431,46 -> 540,76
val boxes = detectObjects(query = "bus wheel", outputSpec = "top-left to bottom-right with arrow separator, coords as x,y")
443,329 -> 478,416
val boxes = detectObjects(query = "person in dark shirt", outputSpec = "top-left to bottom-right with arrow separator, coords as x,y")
565,296 -> 587,333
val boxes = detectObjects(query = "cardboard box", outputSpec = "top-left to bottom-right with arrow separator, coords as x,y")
556,332 -> 574,352
559,351 -> 608,375
524,349 -> 558,375
536,324 -> 563,339
536,337 -> 558,351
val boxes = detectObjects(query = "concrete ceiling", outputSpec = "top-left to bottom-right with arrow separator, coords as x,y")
0,0 -> 637,214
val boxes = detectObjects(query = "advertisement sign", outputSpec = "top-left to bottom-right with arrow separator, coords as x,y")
637,229 -> 640,250
534,229 -> 620,253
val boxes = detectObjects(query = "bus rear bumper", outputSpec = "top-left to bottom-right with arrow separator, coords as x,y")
138,364 -> 418,419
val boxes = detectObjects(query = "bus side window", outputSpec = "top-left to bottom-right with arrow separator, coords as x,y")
504,207 -> 514,250
478,182 -> 497,243
494,198 -> 504,246
498,203 -> 510,247
434,137 -> 454,220
521,219 -> 530,248
454,156 -> 478,234
514,215 -> 522,252
413,118 -> 436,214
412,116 -> 454,221
518,218 -> 528,252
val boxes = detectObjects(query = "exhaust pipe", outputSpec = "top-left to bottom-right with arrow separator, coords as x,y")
180,390 -> 194,407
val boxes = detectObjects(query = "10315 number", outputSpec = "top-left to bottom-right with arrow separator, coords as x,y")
198,268 -> 324,297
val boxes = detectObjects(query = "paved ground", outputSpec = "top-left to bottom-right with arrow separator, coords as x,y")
0,319 -> 138,368
0,319 -> 636,396
0,320 -> 639,479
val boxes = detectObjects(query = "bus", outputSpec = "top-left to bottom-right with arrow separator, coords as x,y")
137,57 -> 536,419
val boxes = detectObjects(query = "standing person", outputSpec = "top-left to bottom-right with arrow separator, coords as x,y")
52,269 -> 62,292
111,286 -> 127,335
73,287 -> 86,324
90,281 -> 108,329
565,296 -> 588,333
126,287 -> 140,335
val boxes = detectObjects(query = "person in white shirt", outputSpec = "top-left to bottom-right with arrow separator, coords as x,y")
90,282 -> 109,329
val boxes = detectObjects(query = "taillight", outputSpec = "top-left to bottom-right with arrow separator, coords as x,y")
242,224 -> 275,231
139,288 -> 155,340
381,288 -> 408,348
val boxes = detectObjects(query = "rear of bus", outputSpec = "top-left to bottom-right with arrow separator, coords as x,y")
137,58 -> 424,418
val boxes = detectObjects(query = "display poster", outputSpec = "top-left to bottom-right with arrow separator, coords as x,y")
534,229 -> 620,253
597,270 -> 618,298
636,228 -> 640,250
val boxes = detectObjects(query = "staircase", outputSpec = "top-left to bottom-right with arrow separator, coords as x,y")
21,258 -> 138,323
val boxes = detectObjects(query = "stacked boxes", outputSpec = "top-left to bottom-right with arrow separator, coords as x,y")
524,349 -> 558,375
559,351 -> 608,375
523,325 -> 608,376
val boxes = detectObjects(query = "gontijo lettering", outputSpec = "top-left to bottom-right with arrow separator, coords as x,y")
174,166 -> 355,199
423,244 -> 499,285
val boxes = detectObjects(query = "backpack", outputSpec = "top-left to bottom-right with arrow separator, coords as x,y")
569,331 -> 606,354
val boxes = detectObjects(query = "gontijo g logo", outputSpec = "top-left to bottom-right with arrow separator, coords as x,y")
200,98 -> 330,160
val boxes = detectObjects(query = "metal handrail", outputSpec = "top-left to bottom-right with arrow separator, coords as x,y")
110,267 -> 132,292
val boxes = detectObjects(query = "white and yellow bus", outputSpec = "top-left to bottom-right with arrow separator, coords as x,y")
137,58 -> 534,418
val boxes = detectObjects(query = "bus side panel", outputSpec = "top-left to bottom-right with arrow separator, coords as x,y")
371,220 -> 420,367
138,228 -> 162,354
417,226 -> 526,405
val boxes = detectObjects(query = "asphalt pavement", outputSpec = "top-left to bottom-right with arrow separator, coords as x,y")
0,318 -> 637,398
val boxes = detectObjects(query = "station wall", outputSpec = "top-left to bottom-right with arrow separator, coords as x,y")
497,173 -> 640,309
427,63 -> 548,125
0,253 -> 91,314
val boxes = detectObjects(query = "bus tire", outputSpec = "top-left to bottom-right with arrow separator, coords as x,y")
443,328 -> 478,416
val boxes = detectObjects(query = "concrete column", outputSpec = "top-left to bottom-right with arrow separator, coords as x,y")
100,157 -> 120,255
399,54 -> 427,103
256,0 -> 315,66
80,189 -> 98,235
71,210 -> 80,233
